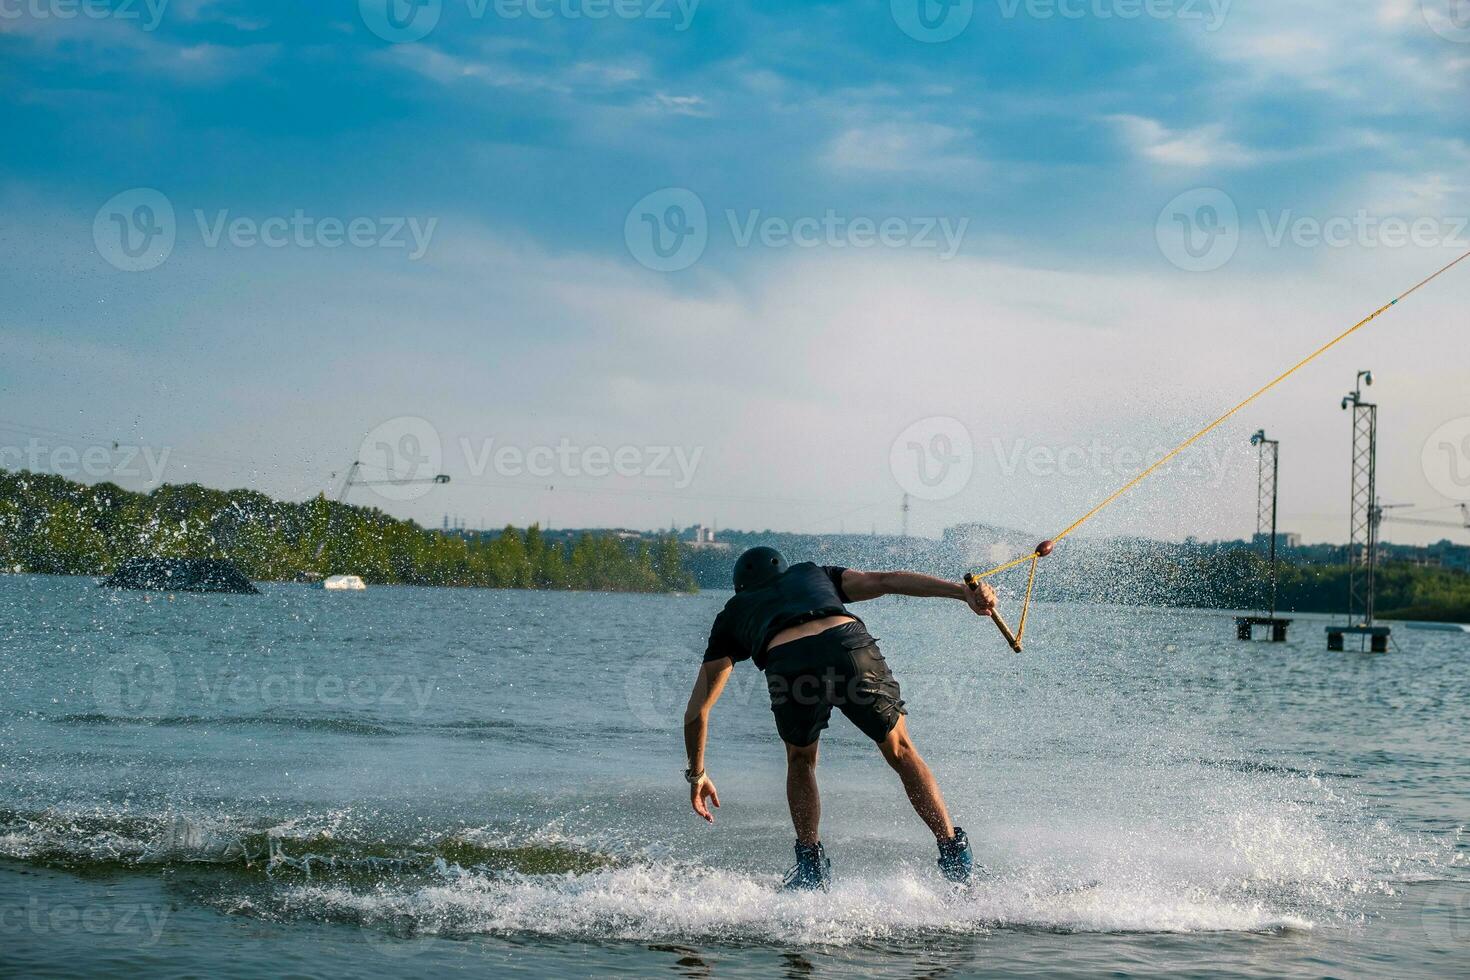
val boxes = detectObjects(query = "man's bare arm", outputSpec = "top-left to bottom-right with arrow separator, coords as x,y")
841,570 -> 997,616
683,657 -> 732,822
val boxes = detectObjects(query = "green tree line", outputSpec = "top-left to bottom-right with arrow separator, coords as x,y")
0,470 -> 697,592
1132,547 -> 1470,623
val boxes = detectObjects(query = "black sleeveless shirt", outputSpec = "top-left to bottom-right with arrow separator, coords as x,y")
703,563 -> 856,670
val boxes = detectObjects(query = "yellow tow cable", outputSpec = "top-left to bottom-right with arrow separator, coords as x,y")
965,248 -> 1470,653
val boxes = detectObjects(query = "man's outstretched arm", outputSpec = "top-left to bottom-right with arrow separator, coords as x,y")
683,657 -> 733,822
841,569 -> 998,617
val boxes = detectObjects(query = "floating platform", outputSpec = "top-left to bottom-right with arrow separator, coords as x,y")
1402,622 -> 1470,634
101,557 -> 259,594
1325,624 -> 1391,653
1235,616 -> 1292,642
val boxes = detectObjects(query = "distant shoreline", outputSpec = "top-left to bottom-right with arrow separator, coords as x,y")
0,469 -> 698,595
3,570 -> 1462,627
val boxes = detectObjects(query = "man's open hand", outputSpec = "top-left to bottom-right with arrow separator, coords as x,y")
690,775 -> 720,822
962,579 -> 998,617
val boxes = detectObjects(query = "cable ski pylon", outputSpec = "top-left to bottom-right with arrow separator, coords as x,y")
965,248 -> 1470,654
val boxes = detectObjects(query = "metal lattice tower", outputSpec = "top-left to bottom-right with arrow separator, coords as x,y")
1343,372 -> 1378,626
1252,431 -> 1280,617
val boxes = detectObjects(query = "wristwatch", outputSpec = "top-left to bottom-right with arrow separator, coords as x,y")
683,767 -> 705,784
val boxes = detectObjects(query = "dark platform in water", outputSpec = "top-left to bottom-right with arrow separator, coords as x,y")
1325,624 -> 1391,653
1235,616 -> 1292,642
101,557 -> 260,594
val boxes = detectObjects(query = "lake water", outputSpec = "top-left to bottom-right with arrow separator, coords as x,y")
0,573 -> 1466,978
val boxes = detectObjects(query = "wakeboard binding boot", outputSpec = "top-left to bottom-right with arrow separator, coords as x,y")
782,841 -> 832,892
937,827 -> 975,886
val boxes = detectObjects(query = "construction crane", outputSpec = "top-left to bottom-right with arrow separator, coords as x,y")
307,462 -> 452,564
1381,503 -> 1470,531
334,460 -> 450,503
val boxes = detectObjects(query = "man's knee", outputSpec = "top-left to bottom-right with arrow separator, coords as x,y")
786,741 -> 819,769
879,728 -> 918,768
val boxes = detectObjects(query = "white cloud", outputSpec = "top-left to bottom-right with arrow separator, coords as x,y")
381,45 -> 647,98
382,46 -> 548,89
567,61 -> 642,85
1105,115 -> 1258,169
1360,171 -> 1468,215
650,93 -> 709,116
172,0 -> 270,31
823,122 -> 982,179
0,12 -> 276,81
1190,0 -> 1468,101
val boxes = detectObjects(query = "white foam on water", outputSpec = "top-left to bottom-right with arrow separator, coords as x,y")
284,860 -> 1314,946
1,753 -> 1453,948
267,759 -> 1439,946
140,815 -> 251,864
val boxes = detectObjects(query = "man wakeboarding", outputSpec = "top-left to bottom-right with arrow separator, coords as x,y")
682,547 -> 1000,890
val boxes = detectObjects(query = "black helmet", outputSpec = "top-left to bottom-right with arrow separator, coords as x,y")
733,547 -> 787,593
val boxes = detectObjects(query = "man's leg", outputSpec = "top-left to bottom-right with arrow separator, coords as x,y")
784,739 -> 821,845
877,717 -> 955,840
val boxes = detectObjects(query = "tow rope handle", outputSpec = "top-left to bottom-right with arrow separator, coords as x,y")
965,572 -> 1022,653
966,539 -> 1053,655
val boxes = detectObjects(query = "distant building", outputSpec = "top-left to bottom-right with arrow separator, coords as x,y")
684,523 -> 732,551
1437,541 -> 1470,573
1252,532 -> 1302,551
1381,539 -> 1470,574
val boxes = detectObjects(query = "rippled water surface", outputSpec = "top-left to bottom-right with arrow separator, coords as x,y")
1,574 -> 1466,978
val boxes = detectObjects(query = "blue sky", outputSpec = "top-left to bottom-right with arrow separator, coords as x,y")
2,0 -> 1469,546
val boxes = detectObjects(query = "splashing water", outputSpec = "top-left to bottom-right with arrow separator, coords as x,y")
0,577 -> 1464,977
